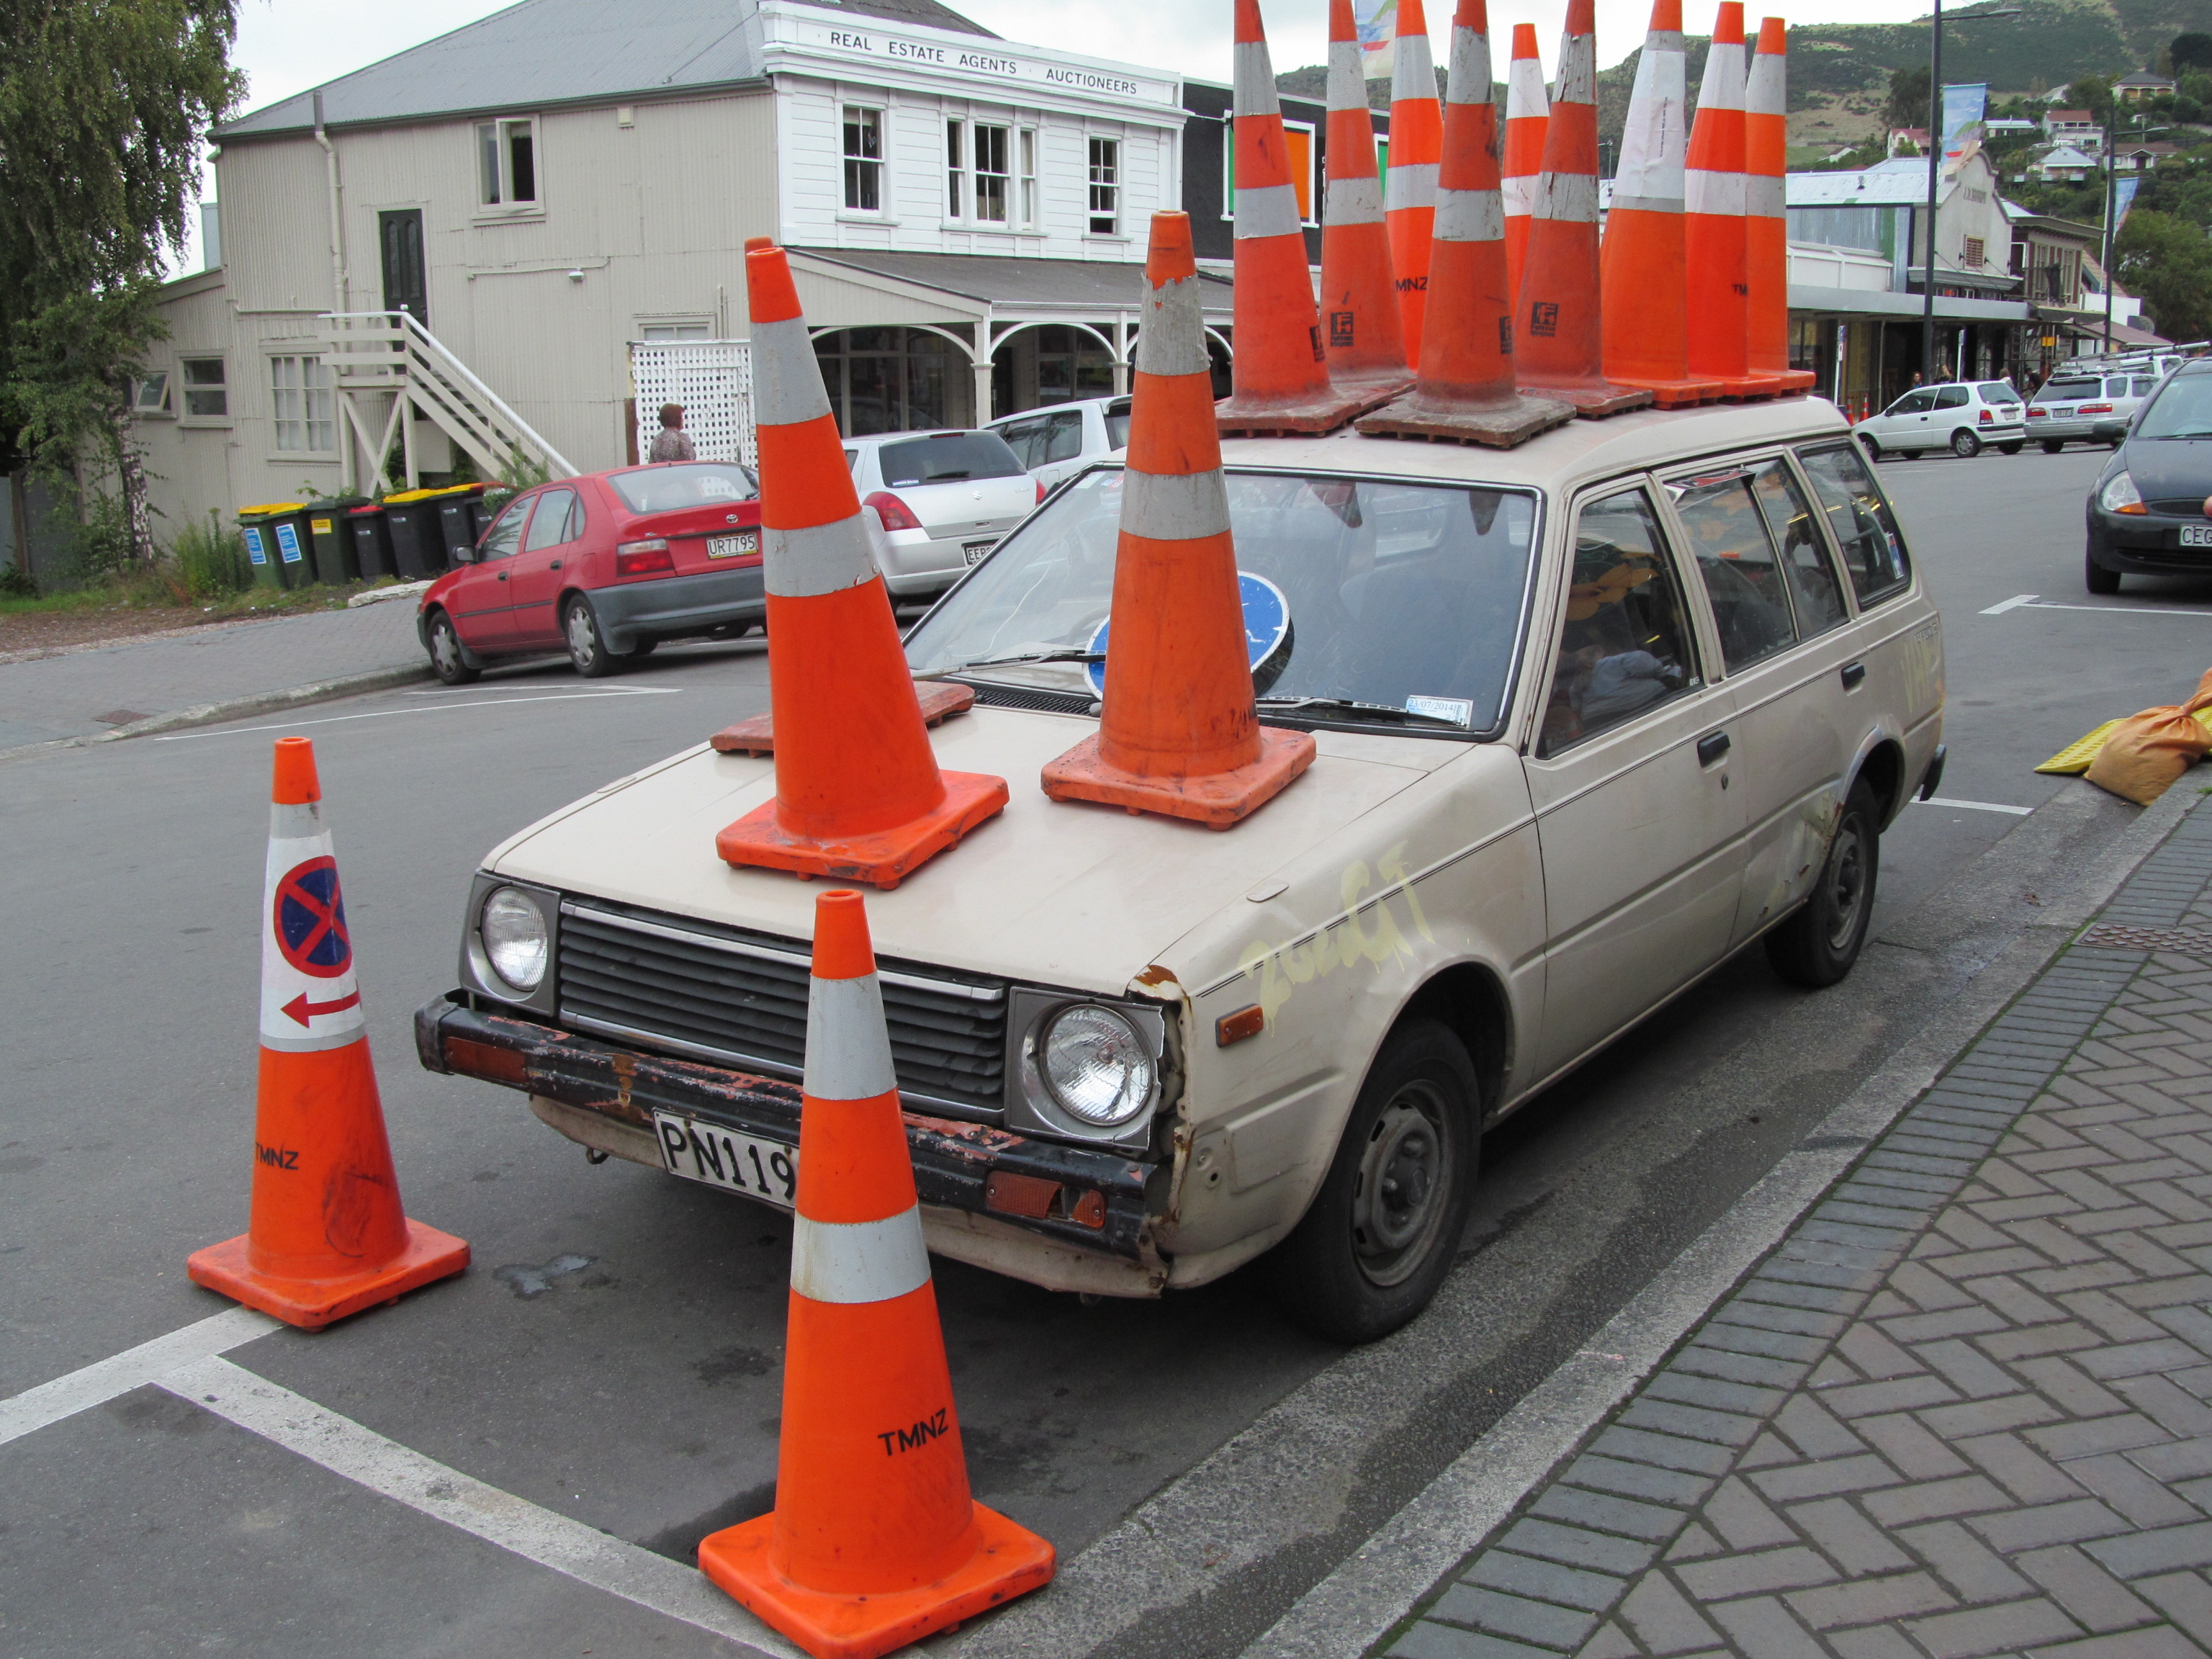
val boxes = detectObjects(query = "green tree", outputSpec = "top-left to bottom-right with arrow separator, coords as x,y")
0,0 -> 241,562
2067,73 -> 2116,120
2114,210 -> 2212,344
2172,32 -> 2212,71
1885,64 -> 1933,132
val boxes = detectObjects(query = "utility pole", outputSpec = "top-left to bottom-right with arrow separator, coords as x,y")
1923,0 -> 1943,386
2103,103 -> 2116,351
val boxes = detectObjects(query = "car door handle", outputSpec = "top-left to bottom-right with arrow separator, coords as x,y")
495,571 -> 508,581
1840,660 -> 1866,691
549,559 -> 561,570
1697,730 -> 1731,766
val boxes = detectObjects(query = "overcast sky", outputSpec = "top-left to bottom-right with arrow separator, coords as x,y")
172,0 -> 1943,271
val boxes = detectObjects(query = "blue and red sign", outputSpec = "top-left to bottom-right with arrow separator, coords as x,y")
274,856 -> 351,978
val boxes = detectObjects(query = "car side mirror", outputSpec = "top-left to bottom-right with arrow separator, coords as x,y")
451,541 -> 479,565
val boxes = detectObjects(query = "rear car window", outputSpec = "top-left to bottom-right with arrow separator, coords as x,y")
1934,386 -> 1969,409
1668,469 -> 1800,673
876,432 -> 1025,487
609,463 -> 758,514
1105,402 -> 1133,450
1977,382 -> 2018,403
2041,379 -> 2099,400
1797,443 -> 1911,606
2133,377 -> 2159,396
994,418 -> 1051,469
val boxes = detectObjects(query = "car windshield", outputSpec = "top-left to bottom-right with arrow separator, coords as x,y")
2136,374 -> 2212,439
609,463 -> 758,513
876,432 -> 1024,487
2040,379 -> 2100,401
904,467 -> 1542,736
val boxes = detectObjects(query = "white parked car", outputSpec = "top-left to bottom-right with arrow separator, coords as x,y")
846,429 -> 1043,600
1853,380 -> 2026,459
2028,367 -> 2162,451
986,395 -> 1133,492
421,400 -> 1943,1342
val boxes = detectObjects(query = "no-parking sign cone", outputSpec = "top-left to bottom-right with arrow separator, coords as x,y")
187,737 -> 467,1330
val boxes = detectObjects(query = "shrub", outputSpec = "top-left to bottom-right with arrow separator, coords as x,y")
171,512 -> 254,598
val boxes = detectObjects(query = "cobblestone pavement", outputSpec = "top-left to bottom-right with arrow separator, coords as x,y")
1390,793 -> 2212,1659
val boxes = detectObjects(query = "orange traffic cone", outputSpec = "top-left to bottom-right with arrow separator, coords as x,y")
1514,0 -> 1653,417
1319,0 -> 1413,397
1599,0 -> 1726,406
1502,24 -> 1548,301
1357,0 -> 1574,447
1385,0 -> 1443,363
1044,211 -> 1316,825
1685,2 -> 1784,397
714,243 -> 1008,889
1748,17 -> 1817,393
1215,0 -> 1382,435
698,890 -> 1053,1659
187,737 -> 468,1330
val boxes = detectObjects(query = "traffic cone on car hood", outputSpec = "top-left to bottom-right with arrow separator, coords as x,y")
186,737 -> 468,1330
714,243 -> 1008,889
1502,24 -> 1548,300
1357,0 -> 1574,446
1319,0 -> 1413,397
1514,0 -> 1653,416
1685,2 -> 1784,396
1747,17 -> 1816,392
1044,212 -> 1316,825
1386,0 -> 1444,362
698,890 -> 1053,1659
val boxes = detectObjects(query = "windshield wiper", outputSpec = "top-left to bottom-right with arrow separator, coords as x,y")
1254,696 -> 1467,728
940,647 -> 1105,671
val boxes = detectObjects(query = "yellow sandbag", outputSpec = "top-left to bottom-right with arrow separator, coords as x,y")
2037,719 -> 2123,775
2085,668 -> 2212,804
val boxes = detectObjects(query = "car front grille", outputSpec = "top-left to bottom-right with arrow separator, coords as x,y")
555,899 -> 1007,1115
2150,499 -> 2212,516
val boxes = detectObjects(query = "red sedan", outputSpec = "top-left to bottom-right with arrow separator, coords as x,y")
417,461 -> 763,682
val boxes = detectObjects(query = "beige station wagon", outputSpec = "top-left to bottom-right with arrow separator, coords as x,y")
417,399 -> 1944,1342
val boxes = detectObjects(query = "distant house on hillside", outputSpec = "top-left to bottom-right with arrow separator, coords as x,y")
2032,144 -> 2099,182
1985,118 -> 2039,137
1889,126 -> 1929,156
2115,140 -> 2180,171
2044,109 -> 2100,145
2116,68 -> 2176,102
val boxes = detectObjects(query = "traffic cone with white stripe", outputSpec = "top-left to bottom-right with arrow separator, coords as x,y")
1385,0 -> 1443,363
1685,2 -> 1785,396
1747,17 -> 1817,393
1319,0 -> 1413,397
714,243 -> 1008,889
187,737 -> 468,1330
698,890 -> 1054,1659
1501,24 -> 1548,301
1357,0 -> 1573,446
1215,0 -> 1383,435
1514,0 -> 1653,416
1045,211 -> 1316,825
1599,0 -> 1726,405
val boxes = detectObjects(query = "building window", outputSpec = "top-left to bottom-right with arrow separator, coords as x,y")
133,372 -> 171,415
946,119 -> 966,217
1020,129 -> 1038,225
476,117 -> 539,209
813,327 -> 967,434
1963,235 -> 1985,269
1088,138 -> 1120,235
181,356 -> 228,418
974,124 -> 1010,222
639,321 -> 712,342
271,355 -> 334,453
844,106 -> 883,212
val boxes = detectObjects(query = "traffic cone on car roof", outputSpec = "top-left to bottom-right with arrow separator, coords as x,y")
1043,211 -> 1316,826
1599,0 -> 1726,406
698,890 -> 1054,1659
1502,24 -> 1549,300
187,737 -> 468,1330
1215,0 -> 1383,435
1385,0 -> 1444,363
1685,2 -> 1785,397
1318,0 -> 1413,397
1357,0 -> 1574,447
1747,18 -> 1817,393
1514,0 -> 1654,417
714,243 -> 1008,890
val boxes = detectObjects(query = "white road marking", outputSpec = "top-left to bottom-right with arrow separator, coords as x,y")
2023,599 -> 2212,619
1981,593 -> 2039,615
157,1357 -> 798,1656
153,688 -> 682,742
0,1307 -> 279,1447
399,685 -> 677,698
1918,796 -> 2035,816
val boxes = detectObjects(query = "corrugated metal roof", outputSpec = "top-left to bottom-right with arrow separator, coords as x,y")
217,0 -> 994,138
1786,161 -> 1950,208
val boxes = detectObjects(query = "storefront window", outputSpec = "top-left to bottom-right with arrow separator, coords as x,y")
814,328 -> 968,434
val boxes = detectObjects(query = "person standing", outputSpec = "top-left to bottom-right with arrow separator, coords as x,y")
648,403 -> 696,462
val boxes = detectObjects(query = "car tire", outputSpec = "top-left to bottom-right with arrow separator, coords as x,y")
1858,436 -> 1881,461
629,637 -> 658,658
1765,778 -> 1880,990
1951,430 -> 1981,458
1269,1018 -> 1479,1344
425,608 -> 479,685
564,595 -> 624,678
1999,441 -> 2023,455
2042,439 -> 2065,454
2087,549 -> 2122,595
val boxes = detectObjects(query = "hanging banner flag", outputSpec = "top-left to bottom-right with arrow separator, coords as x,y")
1355,0 -> 1398,78
1941,82 -> 1987,146
2115,175 -> 2141,232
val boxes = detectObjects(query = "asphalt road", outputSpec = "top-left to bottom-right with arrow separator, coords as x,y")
4,441 -> 2207,1658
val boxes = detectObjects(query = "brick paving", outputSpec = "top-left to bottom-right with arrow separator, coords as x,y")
1389,796 -> 2212,1659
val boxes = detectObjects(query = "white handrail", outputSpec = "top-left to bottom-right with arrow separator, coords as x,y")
320,310 -> 578,479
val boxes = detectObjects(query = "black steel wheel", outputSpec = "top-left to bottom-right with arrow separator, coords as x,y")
1766,778 -> 1879,989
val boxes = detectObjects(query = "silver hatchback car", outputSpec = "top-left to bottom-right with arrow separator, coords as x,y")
847,429 -> 1044,601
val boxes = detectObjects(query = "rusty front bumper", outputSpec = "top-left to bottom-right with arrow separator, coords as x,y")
415,992 -> 1160,1262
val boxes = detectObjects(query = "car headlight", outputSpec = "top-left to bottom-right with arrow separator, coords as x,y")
2100,470 -> 2146,513
480,886 -> 548,992
1040,1004 -> 1155,1128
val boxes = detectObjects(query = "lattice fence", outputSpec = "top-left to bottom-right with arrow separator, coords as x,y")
630,340 -> 755,467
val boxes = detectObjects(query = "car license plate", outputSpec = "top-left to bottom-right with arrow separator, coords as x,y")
963,539 -> 995,565
652,1110 -> 797,1206
706,532 -> 758,559
2181,526 -> 2212,548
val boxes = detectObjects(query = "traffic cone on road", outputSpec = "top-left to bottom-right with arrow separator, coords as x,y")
187,737 -> 468,1331
1357,0 -> 1574,447
1045,211 -> 1316,824
1514,0 -> 1654,416
1215,0 -> 1382,435
1685,2 -> 1784,397
1502,24 -> 1548,300
1319,0 -> 1413,397
714,243 -> 1008,889
1747,17 -> 1817,393
1385,0 -> 1444,363
1599,0 -> 1725,406
698,890 -> 1054,1659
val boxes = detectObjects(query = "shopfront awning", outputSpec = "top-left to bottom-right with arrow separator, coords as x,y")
787,247 -> 1234,335
1789,284 -> 2032,324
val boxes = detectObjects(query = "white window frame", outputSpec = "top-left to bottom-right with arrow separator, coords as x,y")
945,114 -> 1032,230
269,353 -> 336,457
1087,135 -> 1121,237
1018,127 -> 1038,227
475,115 -> 542,216
133,370 -> 173,418
971,122 -> 1012,224
179,354 -> 230,424
946,117 -> 967,218
637,319 -> 714,342
842,104 -> 886,215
